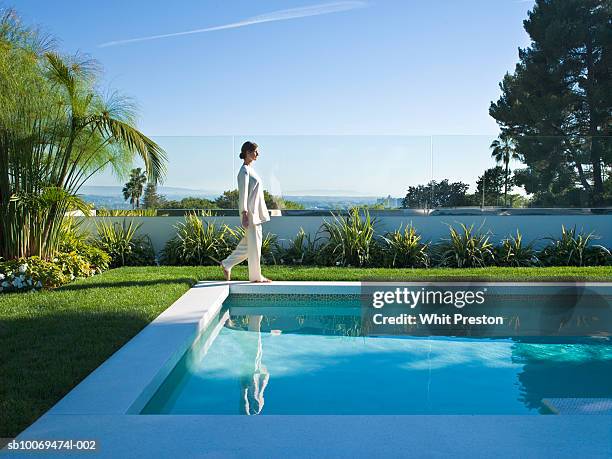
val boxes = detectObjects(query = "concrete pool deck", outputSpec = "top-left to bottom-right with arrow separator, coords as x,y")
6,414 -> 611,458
4,281 -> 612,458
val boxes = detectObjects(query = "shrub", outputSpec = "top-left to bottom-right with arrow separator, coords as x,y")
96,208 -> 158,217
225,225 -> 281,265
538,225 -> 611,267
0,218 -> 111,294
279,228 -> 320,265
51,251 -> 84,280
495,230 -> 537,267
583,246 -> 612,266
318,208 -> 377,267
59,218 -> 110,273
261,232 -> 280,265
95,219 -> 155,267
435,222 -> 495,268
52,252 -> 96,279
73,244 -> 111,273
0,257 -> 67,292
379,224 -> 430,268
58,218 -> 90,250
161,214 -> 232,266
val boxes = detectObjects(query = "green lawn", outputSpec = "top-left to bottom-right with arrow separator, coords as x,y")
1,265 -> 611,437
255,265 -> 612,281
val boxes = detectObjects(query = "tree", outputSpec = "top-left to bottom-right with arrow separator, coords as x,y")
214,189 -> 302,210
162,197 -> 215,209
122,168 -> 147,209
0,10 -> 166,259
215,190 -> 239,209
143,182 -> 164,208
490,135 -> 521,206
402,180 -> 471,209
489,0 -> 611,206
476,166 -> 511,207
274,197 -> 305,210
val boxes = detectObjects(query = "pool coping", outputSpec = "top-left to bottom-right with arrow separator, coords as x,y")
7,280 -> 612,458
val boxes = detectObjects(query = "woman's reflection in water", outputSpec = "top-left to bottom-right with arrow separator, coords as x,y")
239,315 -> 269,415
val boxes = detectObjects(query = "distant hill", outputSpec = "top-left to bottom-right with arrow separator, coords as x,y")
80,186 -> 220,199
282,195 -> 380,210
80,195 -> 132,209
283,189 -> 376,197
80,186 -> 398,210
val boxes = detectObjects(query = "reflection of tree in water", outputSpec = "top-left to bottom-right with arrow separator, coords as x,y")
511,338 -> 612,412
510,283 -> 612,412
317,315 -> 362,337
227,314 -> 363,337
534,284 -> 612,336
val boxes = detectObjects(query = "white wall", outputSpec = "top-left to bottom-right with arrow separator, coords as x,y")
77,214 -> 612,254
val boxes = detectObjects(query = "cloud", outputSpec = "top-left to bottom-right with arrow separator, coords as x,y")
99,1 -> 368,48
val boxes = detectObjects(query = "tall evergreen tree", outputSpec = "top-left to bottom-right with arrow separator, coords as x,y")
476,166 -> 510,207
143,182 -> 164,208
402,179 -> 471,209
490,0 -> 611,206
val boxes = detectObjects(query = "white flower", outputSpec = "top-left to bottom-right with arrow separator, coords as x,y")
18,263 -> 28,273
70,274 -> 75,280
52,258 -> 58,263
0,273 -> 4,281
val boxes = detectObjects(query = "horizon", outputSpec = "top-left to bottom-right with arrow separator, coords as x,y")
81,184 -> 397,198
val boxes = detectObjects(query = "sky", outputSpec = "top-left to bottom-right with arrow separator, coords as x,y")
13,0 -> 535,196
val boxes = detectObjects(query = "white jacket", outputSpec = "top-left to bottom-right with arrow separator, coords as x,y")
238,163 -> 270,225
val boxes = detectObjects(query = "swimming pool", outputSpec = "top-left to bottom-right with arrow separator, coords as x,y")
14,282 -> 612,457
142,294 -> 612,415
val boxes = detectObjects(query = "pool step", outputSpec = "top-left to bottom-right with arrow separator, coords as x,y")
543,398 -> 612,415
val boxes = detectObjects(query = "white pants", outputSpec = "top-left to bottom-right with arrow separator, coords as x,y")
221,223 -> 264,281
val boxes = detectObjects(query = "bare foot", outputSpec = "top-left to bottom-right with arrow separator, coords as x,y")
220,263 -> 231,281
253,277 -> 272,283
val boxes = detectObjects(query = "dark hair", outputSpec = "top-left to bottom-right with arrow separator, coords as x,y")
240,141 -> 258,159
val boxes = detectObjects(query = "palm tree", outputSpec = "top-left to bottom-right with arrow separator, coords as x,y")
0,10 -> 166,259
490,134 -> 520,207
123,168 -> 147,209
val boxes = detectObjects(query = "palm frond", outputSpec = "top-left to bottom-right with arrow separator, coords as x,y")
89,115 -> 166,183
44,52 -> 76,98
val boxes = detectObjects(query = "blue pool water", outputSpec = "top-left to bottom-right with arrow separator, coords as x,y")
142,296 -> 612,415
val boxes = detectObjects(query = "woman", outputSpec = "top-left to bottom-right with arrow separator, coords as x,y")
220,141 -> 272,283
